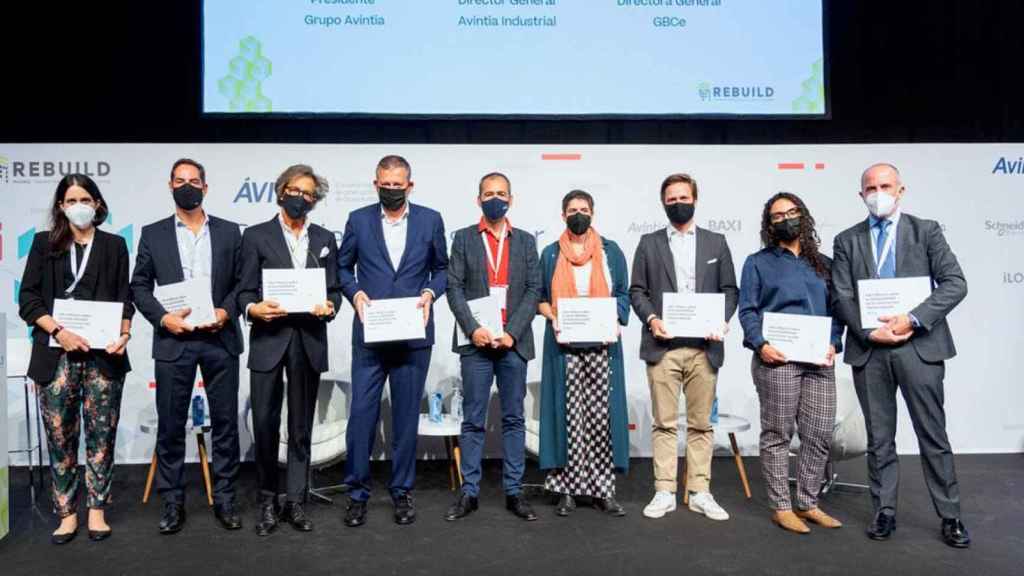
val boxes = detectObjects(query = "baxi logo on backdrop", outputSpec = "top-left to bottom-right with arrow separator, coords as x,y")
627,220 -> 742,235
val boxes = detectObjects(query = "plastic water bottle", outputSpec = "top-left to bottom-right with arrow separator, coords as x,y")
710,396 -> 719,424
451,387 -> 463,421
191,395 -> 205,428
429,391 -> 443,423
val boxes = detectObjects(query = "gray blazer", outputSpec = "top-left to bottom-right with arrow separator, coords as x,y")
446,224 -> 541,360
629,226 -> 739,367
832,212 -> 966,367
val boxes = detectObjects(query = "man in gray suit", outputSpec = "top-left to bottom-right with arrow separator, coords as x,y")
630,173 -> 738,522
832,163 -> 970,548
444,172 -> 541,522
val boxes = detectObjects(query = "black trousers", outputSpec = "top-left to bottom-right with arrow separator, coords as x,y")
250,329 -> 320,504
853,344 -> 961,519
155,336 -> 240,505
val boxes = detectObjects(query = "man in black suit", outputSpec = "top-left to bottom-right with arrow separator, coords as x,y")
443,172 -> 541,522
237,164 -> 343,537
131,158 -> 244,534
832,163 -> 970,548
629,173 -> 738,522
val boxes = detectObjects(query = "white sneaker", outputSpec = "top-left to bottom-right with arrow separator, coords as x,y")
642,491 -> 677,519
688,491 -> 729,521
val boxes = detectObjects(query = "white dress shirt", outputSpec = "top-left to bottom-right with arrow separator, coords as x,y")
175,212 -> 212,280
279,215 -> 311,270
666,223 -> 696,293
868,208 -> 902,270
381,205 -> 409,270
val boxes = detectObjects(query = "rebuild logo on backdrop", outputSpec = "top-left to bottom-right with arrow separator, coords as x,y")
0,154 -> 112,186
697,81 -> 775,103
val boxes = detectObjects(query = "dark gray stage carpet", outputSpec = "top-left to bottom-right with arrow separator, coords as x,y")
1,454 -> 1021,575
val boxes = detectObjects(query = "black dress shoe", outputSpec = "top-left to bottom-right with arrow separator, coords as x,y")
555,494 -> 576,517
158,503 -> 186,535
866,511 -> 896,541
444,493 -> 479,521
51,527 -> 79,545
255,501 -> 279,537
344,499 -> 367,528
283,502 -> 314,532
88,529 -> 112,542
941,518 -> 971,548
506,495 -> 538,521
394,493 -> 417,525
213,502 -> 242,531
593,497 -> 626,517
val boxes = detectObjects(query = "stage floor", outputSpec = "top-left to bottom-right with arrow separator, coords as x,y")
1,454 -> 1021,575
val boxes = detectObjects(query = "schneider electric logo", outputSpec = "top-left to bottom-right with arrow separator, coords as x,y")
698,82 -> 774,102
985,219 -> 1023,237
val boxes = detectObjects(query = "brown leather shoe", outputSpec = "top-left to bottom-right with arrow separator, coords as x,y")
772,510 -> 811,534
796,507 -> 843,529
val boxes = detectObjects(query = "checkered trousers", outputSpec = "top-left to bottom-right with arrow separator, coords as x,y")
545,347 -> 616,499
751,355 -> 836,511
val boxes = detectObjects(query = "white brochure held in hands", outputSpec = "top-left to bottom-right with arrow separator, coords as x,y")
662,292 -> 724,338
363,297 -> 426,343
456,295 -> 505,347
153,277 -> 217,327
262,268 -> 327,314
762,312 -> 832,365
556,297 -> 618,344
48,299 -> 123,349
857,276 -> 932,329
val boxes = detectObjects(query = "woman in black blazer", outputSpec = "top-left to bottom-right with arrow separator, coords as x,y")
18,174 -> 134,545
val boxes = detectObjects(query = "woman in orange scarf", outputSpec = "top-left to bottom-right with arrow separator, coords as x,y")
537,190 -> 631,518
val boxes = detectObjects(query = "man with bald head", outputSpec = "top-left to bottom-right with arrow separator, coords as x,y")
831,163 -> 970,548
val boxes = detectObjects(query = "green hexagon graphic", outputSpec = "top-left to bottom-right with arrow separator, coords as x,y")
791,58 -> 824,114
219,36 -> 272,112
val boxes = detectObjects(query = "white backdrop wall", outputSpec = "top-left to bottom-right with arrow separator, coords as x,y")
3,143 -> 1023,466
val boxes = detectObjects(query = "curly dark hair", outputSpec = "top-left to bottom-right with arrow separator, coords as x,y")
759,192 -> 829,279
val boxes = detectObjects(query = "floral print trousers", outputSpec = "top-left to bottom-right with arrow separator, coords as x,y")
37,354 -> 124,517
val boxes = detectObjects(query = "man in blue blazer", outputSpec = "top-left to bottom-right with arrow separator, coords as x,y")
338,155 -> 448,527
131,159 -> 244,534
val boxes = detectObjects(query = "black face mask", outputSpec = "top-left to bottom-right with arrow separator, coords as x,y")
772,217 -> 802,242
378,187 -> 407,211
281,194 -> 313,219
566,213 -> 591,236
172,184 -> 204,210
664,201 -> 695,225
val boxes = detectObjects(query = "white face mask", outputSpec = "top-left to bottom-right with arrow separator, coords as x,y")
63,203 -> 96,230
864,191 -> 898,219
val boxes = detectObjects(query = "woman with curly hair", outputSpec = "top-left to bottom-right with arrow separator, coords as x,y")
737,192 -> 845,534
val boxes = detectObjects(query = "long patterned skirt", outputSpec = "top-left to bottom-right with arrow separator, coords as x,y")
545,347 -> 615,499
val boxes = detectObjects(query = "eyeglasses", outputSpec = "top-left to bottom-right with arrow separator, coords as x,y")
283,186 -> 317,202
172,177 -> 204,187
769,207 -> 801,223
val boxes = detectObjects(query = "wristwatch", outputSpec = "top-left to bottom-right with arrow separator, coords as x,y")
50,325 -> 64,337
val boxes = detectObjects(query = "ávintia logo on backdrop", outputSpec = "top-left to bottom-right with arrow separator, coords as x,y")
697,82 -> 774,102
992,156 -> 1024,174
234,178 -> 277,203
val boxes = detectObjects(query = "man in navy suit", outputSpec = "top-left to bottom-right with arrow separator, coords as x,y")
131,158 -> 244,534
339,155 -> 448,527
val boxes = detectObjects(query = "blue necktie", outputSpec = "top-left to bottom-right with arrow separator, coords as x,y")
875,220 -> 895,278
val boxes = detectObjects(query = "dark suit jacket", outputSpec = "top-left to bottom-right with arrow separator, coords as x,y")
337,202 -> 448,349
18,229 -> 134,383
130,215 -> 244,361
446,223 -> 541,360
237,215 -> 343,373
629,226 -> 739,367
832,212 -> 966,367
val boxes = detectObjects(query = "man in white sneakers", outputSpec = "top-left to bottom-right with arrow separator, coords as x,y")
629,174 -> 738,521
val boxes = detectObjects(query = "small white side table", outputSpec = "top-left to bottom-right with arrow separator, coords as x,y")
682,413 -> 752,503
418,414 -> 463,491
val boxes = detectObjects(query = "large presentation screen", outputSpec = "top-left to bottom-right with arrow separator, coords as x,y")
203,1 -> 826,117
